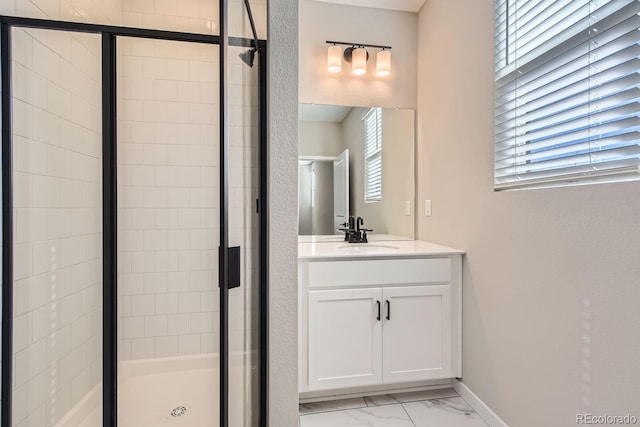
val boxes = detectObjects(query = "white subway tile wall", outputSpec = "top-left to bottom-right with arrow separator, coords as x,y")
4,0 -> 265,38
5,0 -> 214,35
117,37 -> 222,361
11,28 -> 103,427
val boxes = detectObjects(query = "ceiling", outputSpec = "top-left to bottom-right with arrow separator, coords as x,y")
299,104 -> 353,122
311,0 -> 426,13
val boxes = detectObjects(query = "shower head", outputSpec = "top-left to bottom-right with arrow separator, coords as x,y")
239,48 -> 257,68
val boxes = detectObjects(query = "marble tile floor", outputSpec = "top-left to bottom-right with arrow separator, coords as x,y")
298,388 -> 488,427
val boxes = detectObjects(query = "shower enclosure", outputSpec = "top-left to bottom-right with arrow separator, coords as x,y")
0,1 -> 267,426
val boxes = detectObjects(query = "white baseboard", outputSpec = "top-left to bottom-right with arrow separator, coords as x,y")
452,379 -> 508,427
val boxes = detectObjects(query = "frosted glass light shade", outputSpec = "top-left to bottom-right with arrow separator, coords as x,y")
352,47 -> 367,76
327,45 -> 342,73
376,49 -> 391,77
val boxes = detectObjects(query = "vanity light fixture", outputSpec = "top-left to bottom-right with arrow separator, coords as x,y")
352,47 -> 367,75
376,49 -> 391,77
326,40 -> 392,77
327,44 -> 342,73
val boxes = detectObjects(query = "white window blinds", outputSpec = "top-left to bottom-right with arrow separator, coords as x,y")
364,107 -> 383,202
494,0 -> 640,189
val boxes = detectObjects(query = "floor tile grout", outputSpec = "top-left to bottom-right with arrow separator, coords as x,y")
399,402 -> 418,427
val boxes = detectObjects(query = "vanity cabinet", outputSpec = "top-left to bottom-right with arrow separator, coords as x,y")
298,243 -> 463,395
308,285 -> 451,390
382,285 -> 451,383
308,288 -> 383,390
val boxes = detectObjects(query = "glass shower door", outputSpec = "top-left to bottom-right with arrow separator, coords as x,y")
227,44 -> 261,427
10,27 -> 104,427
0,10 -> 264,426
116,36 -> 221,426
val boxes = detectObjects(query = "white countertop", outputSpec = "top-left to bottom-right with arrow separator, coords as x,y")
298,239 -> 465,259
298,234 -> 413,243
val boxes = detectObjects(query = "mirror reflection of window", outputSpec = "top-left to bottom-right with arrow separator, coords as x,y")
298,104 -> 415,239
363,107 -> 383,203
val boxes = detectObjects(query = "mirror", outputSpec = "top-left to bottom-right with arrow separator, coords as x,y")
298,103 -> 415,239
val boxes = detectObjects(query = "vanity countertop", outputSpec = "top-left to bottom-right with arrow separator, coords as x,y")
298,239 -> 464,259
298,234 -> 412,243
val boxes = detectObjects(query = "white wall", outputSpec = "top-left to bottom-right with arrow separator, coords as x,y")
298,121 -> 344,157
417,1 -> 640,426
268,0 -> 299,425
299,0 -> 418,109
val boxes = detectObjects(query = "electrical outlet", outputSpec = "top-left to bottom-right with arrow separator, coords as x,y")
425,200 -> 432,217
405,201 -> 411,216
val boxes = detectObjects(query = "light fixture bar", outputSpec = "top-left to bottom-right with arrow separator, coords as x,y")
325,40 -> 392,50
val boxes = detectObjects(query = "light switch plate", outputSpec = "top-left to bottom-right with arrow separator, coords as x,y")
405,201 -> 411,216
425,200 -> 432,216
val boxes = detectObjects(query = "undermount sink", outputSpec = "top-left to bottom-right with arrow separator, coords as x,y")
336,244 -> 400,253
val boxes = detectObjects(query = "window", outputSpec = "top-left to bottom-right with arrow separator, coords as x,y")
364,107 -> 383,202
494,0 -> 640,189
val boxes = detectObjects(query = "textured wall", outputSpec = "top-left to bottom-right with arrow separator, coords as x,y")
417,1 -> 640,425
299,0 -> 418,109
267,0 -> 299,425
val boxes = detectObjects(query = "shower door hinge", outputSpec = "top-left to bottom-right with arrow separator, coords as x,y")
256,198 -> 260,214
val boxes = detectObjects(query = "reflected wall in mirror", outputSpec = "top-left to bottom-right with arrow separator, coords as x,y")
298,104 -> 415,239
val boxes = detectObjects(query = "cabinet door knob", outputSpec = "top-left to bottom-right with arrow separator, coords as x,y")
376,300 -> 381,321
386,300 -> 390,320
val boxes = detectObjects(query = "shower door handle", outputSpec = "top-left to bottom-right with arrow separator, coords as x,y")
229,246 -> 241,289
219,246 -> 241,289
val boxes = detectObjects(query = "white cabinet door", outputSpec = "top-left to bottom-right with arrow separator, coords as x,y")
308,288 -> 383,390
382,285 -> 451,383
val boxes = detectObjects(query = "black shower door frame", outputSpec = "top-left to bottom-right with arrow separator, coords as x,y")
0,8 -> 269,427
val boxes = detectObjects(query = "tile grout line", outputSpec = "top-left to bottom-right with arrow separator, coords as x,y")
456,395 -> 491,427
400,402 -> 418,427
364,397 -> 401,408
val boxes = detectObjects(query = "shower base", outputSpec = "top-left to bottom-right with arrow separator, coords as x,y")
119,355 -> 219,427
55,353 -> 255,427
